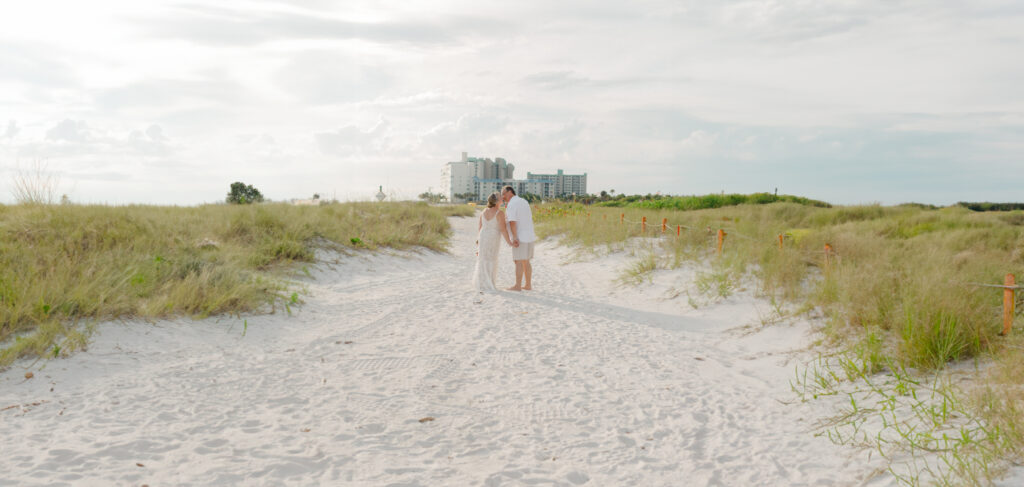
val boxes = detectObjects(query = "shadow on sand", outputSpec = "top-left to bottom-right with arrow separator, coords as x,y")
500,290 -> 716,333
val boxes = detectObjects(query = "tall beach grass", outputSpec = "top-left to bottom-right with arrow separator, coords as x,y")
536,202 -> 1024,483
537,202 -> 1021,369
0,201 -> 472,366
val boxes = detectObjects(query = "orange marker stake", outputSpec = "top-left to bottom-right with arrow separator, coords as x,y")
621,213 -> 625,224
1003,273 -> 1016,336
717,229 -> 726,254
662,218 -> 667,233
778,234 -> 784,250
642,216 -> 647,233
824,243 -> 833,270
677,225 -> 681,236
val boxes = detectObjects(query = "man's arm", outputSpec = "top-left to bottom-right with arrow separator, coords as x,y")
509,221 -> 519,247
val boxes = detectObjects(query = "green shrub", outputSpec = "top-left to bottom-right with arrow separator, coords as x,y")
958,202 -> 1024,212
594,192 -> 831,211
226,181 -> 264,204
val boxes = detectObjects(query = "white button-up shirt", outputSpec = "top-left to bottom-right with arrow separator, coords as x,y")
505,196 -> 536,243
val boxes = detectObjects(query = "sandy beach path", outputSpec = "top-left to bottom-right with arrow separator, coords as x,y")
0,215 -> 894,486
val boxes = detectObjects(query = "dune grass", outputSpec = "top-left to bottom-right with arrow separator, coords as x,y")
0,201 -> 473,366
536,202 -> 1024,483
537,203 -> 1022,368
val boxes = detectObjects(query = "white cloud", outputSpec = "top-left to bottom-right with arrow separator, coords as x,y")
315,117 -> 392,156
46,119 -> 91,142
419,113 -> 511,157
140,5 -> 514,46
0,0 -> 1022,204
96,77 -> 247,112
236,133 -> 276,146
127,124 -> 171,155
0,41 -> 77,87
678,130 -> 716,151
275,52 -> 393,104
2,121 -> 18,139
145,124 -> 168,142
15,119 -> 174,161
521,71 -> 591,91
514,120 -> 587,164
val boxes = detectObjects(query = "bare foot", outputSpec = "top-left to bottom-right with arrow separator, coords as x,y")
523,286 -> 532,291
506,286 -> 522,291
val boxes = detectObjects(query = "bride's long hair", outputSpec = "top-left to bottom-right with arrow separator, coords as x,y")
487,193 -> 499,208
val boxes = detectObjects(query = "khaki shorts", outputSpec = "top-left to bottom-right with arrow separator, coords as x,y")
512,241 -> 535,261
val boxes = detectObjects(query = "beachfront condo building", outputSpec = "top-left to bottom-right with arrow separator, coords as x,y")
441,152 -> 514,201
441,152 -> 587,202
526,169 -> 588,199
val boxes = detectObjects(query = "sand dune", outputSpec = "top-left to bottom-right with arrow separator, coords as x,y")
2,215 -> 914,485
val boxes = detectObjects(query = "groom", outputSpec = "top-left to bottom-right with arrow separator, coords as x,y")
501,186 -> 536,291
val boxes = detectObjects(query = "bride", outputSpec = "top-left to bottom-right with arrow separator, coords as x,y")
473,192 -> 513,293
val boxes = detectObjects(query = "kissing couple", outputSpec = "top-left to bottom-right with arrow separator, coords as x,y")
472,185 -> 536,294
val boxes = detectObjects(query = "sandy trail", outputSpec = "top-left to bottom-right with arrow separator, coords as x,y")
2,215 -> 898,486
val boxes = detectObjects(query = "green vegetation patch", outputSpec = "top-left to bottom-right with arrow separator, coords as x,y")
538,201 -> 1019,369
595,192 -> 831,210
958,202 -> 1024,212
0,201 -> 472,366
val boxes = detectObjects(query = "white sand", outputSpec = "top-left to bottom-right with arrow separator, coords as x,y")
0,215 -> 955,486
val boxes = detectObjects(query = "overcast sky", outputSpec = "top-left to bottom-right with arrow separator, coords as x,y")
1,1 -> 1022,205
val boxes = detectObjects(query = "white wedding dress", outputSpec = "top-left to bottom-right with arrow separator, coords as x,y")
472,211 -> 502,293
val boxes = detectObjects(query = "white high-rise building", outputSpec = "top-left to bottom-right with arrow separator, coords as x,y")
441,152 -> 586,202
440,152 -> 474,202
441,152 -> 515,202
527,169 -> 587,198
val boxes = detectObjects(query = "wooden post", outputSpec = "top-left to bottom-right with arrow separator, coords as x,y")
717,229 -> 726,254
778,234 -> 784,250
662,218 -> 667,233
1003,273 -> 1016,336
824,243 -> 833,270
620,213 -> 624,224
642,216 -> 647,232
677,225 -> 681,236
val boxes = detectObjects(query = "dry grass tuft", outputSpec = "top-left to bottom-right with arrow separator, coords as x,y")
0,201 -> 473,366
537,203 -> 1021,369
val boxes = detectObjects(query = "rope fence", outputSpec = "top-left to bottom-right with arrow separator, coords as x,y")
966,274 -> 1021,336
542,209 -> 839,260
537,207 -> 1019,335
